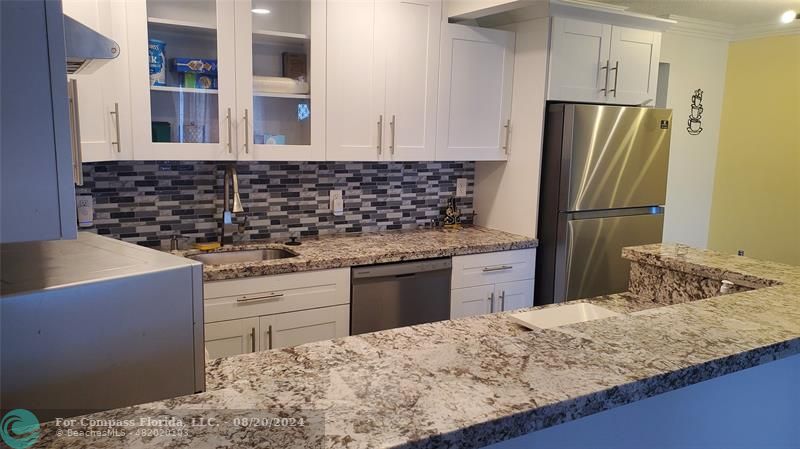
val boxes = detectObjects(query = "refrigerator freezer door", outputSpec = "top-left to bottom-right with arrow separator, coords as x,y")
561,210 -> 664,301
563,105 -> 671,212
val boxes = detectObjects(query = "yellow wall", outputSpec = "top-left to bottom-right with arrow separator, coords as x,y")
708,35 -> 800,265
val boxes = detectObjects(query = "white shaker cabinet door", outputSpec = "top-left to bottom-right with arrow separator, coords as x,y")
326,0 -> 385,161
204,317 -> 260,360
63,0 -> 133,162
607,26 -> 661,106
547,17 -> 611,103
451,284 -> 496,319
383,0 -> 441,161
260,305 -> 349,350
496,279 -> 534,312
435,23 -> 515,161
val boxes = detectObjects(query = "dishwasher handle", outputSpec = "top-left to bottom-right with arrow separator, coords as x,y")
352,258 -> 452,279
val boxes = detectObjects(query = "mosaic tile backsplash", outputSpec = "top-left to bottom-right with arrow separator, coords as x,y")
76,161 -> 475,248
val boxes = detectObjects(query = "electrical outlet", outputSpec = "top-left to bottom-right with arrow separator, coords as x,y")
330,190 -> 343,216
456,178 -> 468,197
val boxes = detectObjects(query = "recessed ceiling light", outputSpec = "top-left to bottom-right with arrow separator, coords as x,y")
780,10 -> 797,24
251,8 -> 271,15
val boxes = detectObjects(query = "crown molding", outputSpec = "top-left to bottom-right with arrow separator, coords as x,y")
732,20 -> 800,41
665,15 -> 735,41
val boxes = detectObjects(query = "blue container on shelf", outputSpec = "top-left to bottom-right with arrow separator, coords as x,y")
148,39 -> 166,86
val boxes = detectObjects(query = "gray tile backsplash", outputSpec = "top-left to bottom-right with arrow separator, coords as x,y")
76,161 -> 474,248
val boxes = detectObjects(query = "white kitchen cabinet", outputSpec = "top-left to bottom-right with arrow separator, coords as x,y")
607,25 -> 660,105
435,23 -> 515,161
63,0 -> 134,162
233,0 -> 325,161
548,17 -> 660,105
203,268 -> 350,358
547,17 -> 609,103
1,0 -> 77,243
326,0 -> 441,161
260,305 -> 349,350
204,317 -> 259,360
495,279 -> 534,312
450,284 -> 495,319
126,0 -> 238,160
450,249 -> 535,319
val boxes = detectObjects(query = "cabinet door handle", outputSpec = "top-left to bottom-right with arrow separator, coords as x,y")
483,265 -> 513,272
267,324 -> 273,350
377,114 -> 383,155
226,107 -> 232,153
610,61 -> 619,97
110,102 -> 121,152
67,79 -> 84,185
499,290 -> 506,312
250,327 -> 256,352
600,60 -> 610,97
389,114 -> 396,155
236,292 -> 284,303
502,120 -> 511,154
489,291 -> 495,313
243,108 -> 250,154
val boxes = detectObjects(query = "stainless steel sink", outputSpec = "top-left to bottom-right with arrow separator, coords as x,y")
188,248 -> 297,265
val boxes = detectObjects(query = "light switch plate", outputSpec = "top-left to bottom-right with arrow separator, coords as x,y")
330,190 -> 343,212
456,178 -> 468,197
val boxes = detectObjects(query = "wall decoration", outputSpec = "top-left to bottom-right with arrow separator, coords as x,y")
687,89 -> 704,135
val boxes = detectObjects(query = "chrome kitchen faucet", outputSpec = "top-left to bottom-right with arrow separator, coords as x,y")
221,164 -> 245,246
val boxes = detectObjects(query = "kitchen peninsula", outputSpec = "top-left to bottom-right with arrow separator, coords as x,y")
33,244 -> 800,448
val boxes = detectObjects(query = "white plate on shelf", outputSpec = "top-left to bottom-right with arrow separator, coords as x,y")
510,303 -> 621,330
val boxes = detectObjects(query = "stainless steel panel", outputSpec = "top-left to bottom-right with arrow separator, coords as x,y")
563,105 -> 671,212
351,260 -> 451,335
562,211 -> 664,301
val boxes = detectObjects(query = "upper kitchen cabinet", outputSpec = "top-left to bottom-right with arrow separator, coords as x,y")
126,0 -> 237,160
1,0 -> 77,242
548,17 -> 660,105
326,0 -> 441,161
234,0 -> 325,161
63,0 -> 134,162
435,24 -> 515,161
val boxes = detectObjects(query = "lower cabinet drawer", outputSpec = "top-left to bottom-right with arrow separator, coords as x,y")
451,248 -> 535,289
205,317 -> 259,360
204,268 -> 350,323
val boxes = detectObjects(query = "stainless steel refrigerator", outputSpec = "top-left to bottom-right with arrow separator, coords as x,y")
535,104 -> 672,304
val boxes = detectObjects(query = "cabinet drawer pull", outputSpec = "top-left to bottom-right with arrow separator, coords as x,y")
489,291 -> 495,313
502,120 -> 511,154
243,108 -> 250,154
267,324 -> 273,350
250,327 -> 256,352
110,102 -> 121,152
482,265 -> 513,273
389,114 -> 396,155
610,61 -> 619,97
499,290 -> 506,311
600,60 -> 610,97
226,107 -> 232,153
377,114 -> 383,155
236,292 -> 284,303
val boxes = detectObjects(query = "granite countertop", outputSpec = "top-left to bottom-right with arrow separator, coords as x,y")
175,226 -> 538,281
34,244 -> 800,448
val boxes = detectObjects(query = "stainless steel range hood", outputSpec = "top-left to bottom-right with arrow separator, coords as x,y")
64,14 -> 120,74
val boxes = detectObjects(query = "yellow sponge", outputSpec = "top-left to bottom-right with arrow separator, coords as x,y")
193,242 -> 221,251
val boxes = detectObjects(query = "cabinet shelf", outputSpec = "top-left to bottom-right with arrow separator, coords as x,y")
253,91 -> 310,99
151,85 -> 219,94
147,17 -> 216,34
252,29 -> 310,45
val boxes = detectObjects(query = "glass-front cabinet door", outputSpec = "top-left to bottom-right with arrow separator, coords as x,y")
234,0 -> 325,161
127,0 -> 237,160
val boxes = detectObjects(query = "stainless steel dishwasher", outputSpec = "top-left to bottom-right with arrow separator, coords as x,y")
351,258 -> 452,335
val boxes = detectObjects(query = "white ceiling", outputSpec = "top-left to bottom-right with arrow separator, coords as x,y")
593,0 -> 800,26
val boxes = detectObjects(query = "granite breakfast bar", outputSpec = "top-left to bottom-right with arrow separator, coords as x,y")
33,244 -> 800,448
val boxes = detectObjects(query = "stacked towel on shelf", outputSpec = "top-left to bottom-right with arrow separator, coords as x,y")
253,76 -> 309,94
